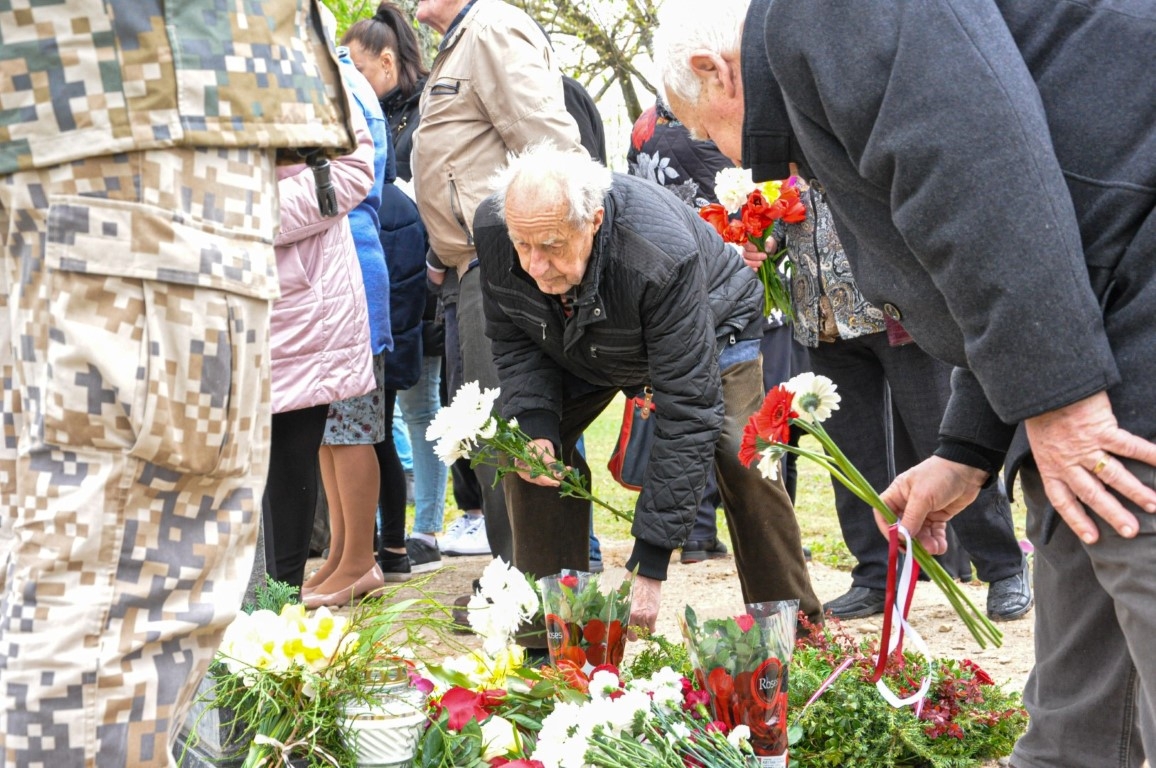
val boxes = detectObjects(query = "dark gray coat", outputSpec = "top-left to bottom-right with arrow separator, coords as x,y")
475,172 -> 762,551
742,0 -> 1156,477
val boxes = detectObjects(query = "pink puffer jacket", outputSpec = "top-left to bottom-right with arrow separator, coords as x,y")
269,102 -> 376,414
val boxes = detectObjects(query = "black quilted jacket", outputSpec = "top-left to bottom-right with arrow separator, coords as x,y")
475,173 -> 761,570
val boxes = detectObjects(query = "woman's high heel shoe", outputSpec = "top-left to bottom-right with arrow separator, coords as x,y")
303,564 -> 385,610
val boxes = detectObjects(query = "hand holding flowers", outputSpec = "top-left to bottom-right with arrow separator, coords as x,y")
738,372 -> 1003,650
426,382 -> 633,524
700,168 -> 806,319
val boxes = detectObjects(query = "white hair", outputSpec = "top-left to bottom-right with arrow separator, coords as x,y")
489,142 -> 613,229
654,0 -> 749,105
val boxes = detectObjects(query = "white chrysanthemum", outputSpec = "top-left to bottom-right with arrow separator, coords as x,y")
602,688 -> 652,735
714,166 -> 756,214
626,666 -> 683,710
785,372 -> 841,423
425,381 -> 501,465
535,701 -> 593,768
468,558 -> 540,654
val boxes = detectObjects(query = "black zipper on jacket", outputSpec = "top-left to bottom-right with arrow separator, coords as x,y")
448,173 -> 474,245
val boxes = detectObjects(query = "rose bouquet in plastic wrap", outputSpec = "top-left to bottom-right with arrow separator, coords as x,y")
679,601 -> 799,766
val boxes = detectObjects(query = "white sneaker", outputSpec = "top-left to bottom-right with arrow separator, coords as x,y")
441,516 -> 491,556
439,515 -> 475,552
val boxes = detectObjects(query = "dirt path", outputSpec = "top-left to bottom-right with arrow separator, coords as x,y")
378,539 -> 1035,693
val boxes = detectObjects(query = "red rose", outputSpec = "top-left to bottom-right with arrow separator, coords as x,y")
441,686 -> 491,731
559,574 -> 579,589
735,613 -> 756,632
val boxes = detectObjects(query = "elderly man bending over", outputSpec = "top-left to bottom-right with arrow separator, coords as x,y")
474,144 -> 821,639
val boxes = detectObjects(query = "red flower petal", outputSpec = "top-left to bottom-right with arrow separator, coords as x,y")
738,420 -> 762,468
583,619 -> 606,644
699,204 -> 730,236
753,386 -> 796,445
441,686 -> 488,731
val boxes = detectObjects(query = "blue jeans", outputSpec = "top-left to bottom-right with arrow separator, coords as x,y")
393,404 -> 413,471
397,355 -> 448,535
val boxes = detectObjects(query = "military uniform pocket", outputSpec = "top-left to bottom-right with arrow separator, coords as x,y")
41,196 -> 274,477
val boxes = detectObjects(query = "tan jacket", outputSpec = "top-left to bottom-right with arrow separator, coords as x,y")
411,0 -> 582,276
0,0 -> 353,174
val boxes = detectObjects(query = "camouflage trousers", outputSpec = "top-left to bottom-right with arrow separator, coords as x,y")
0,147 -> 280,766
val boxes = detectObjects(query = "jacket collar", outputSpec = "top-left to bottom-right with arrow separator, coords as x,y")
570,189 -> 614,328
440,0 -> 481,52
380,81 -> 422,119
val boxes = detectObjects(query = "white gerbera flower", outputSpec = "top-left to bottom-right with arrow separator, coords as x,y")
785,372 -> 841,423
426,381 -> 501,464
714,166 -> 756,214
757,449 -> 782,482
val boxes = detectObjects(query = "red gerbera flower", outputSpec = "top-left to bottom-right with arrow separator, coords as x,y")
738,420 -> 762,468
753,385 -> 797,446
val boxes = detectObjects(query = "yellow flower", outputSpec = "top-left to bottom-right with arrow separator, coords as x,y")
758,179 -> 784,204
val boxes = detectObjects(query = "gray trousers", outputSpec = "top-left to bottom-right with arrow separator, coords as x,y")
1013,461 -> 1155,768
444,266 -> 513,562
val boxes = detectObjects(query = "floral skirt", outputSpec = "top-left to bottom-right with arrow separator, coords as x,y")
323,352 -> 386,445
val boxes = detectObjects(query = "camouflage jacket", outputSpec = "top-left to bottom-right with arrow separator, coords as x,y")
0,0 -> 353,174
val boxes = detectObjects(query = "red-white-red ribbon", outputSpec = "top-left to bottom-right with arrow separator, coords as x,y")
869,523 -> 932,712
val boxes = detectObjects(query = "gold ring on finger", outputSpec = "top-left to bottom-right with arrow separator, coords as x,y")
1091,454 -> 1111,476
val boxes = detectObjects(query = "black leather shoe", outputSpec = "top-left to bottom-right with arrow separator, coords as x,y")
823,586 -> 886,619
680,538 -> 730,564
986,562 -> 1033,621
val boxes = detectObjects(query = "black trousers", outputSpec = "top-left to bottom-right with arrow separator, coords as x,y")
264,403 -> 329,588
375,389 -> 409,553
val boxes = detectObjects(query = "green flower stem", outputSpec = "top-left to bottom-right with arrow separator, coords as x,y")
780,417 -> 1003,650
754,244 -> 795,322
482,430 -> 634,525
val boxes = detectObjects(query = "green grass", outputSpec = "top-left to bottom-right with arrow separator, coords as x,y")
421,396 -> 1027,571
